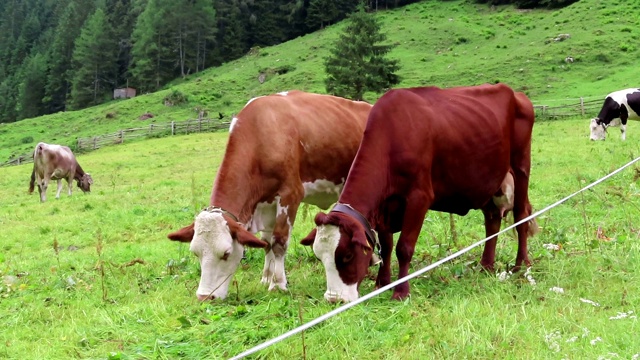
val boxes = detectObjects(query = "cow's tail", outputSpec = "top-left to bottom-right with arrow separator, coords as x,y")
527,218 -> 540,237
28,168 -> 36,194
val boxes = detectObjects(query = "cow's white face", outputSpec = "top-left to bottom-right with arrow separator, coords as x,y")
190,211 -> 244,300
590,118 -> 607,141
312,224 -> 359,303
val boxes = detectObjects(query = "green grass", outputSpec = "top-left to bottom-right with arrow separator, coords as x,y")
1,0 -> 639,162
1,118 -> 639,359
2,0 -> 640,358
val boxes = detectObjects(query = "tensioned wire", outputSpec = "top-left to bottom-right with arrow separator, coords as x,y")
230,155 -> 640,360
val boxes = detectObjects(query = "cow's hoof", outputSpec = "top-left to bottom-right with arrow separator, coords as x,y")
391,291 -> 409,301
268,281 -> 287,292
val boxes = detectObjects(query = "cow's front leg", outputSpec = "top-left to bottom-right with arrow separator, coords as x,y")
67,176 -> 73,196
55,179 -> 63,199
393,193 -> 431,300
375,231 -> 394,289
620,124 -> 627,141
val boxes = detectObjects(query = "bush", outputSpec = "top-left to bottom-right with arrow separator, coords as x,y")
20,136 -> 33,144
163,90 -> 189,106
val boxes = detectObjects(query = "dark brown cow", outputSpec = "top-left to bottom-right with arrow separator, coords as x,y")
167,90 -> 372,300
28,142 -> 93,202
301,83 -> 537,303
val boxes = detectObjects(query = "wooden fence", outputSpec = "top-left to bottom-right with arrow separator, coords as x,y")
0,95 -> 608,168
76,118 -> 230,151
533,97 -> 603,119
0,118 -> 230,168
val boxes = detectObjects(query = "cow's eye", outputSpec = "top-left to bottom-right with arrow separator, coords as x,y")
221,250 -> 231,261
341,252 -> 354,264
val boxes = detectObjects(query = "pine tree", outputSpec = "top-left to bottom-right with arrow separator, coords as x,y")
215,0 -> 246,63
17,53 -> 47,119
69,8 -> 117,109
130,0 -> 171,91
306,0 -> 338,30
324,5 -> 400,101
43,0 -> 95,113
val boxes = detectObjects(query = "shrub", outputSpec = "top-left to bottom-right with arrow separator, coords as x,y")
20,136 -> 34,144
163,90 -> 189,106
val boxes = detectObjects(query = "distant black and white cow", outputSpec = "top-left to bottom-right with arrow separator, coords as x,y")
590,88 -> 640,141
28,142 -> 93,202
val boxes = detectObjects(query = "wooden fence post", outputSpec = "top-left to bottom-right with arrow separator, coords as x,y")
580,97 -> 585,116
171,121 -> 175,135
198,118 -> 202,133
93,137 -> 97,150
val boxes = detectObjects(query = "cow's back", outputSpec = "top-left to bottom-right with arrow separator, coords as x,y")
346,84 -> 527,214
226,91 -> 371,184
34,142 -> 77,179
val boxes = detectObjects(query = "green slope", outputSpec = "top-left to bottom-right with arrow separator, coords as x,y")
1,0 -> 637,162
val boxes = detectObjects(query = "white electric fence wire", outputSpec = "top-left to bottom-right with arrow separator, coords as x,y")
230,156 -> 640,360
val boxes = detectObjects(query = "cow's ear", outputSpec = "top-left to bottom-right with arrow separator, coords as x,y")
167,223 -> 195,242
348,223 -> 372,251
300,228 -> 317,246
313,212 -> 331,226
228,221 -> 268,248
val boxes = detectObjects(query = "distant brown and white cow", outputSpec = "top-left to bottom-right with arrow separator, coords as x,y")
167,90 -> 372,300
590,88 -> 640,141
28,142 -> 93,202
301,83 -> 538,303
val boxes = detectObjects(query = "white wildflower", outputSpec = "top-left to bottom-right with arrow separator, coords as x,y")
608,310 -> 636,320
524,267 -> 536,286
565,336 -> 578,343
632,353 -> 639,360
590,337 -> 602,345
549,287 -> 564,294
544,330 -> 561,352
580,298 -> 600,307
543,243 -> 560,251
497,271 -> 512,281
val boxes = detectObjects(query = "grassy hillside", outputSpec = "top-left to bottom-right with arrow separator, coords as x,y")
1,119 -> 639,359
1,0 -> 638,162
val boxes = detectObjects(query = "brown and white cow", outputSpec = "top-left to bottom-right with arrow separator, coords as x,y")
589,88 -> 640,141
167,90 -> 372,300
301,83 -> 538,303
28,142 -> 93,202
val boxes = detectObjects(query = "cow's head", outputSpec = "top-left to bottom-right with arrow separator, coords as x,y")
167,210 -> 268,300
590,118 -> 607,141
77,173 -> 93,192
301,212 -> 373,303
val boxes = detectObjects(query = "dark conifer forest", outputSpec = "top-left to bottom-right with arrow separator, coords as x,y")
0,0 -> 576,123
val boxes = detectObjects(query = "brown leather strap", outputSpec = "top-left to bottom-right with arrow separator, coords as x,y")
202,206 -> 240,223
331,203 -> 379,251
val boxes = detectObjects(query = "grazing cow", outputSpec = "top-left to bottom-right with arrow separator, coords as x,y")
167,91 -> 372,300
301,83 -> 538,303
28,142 -> 93,202
590,88 -> 640,141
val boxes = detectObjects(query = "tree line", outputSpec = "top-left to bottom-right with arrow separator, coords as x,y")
0,0 -> 577,124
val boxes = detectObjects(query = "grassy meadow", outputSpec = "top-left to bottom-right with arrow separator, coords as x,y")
1,0 -> 640,358
1,118 -> 639,359
1,0 -> 639,162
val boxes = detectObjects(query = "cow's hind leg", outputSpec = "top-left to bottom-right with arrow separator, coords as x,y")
480,206 -> 502,272
39,176 -> 50,202
55,179 -> 63,199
